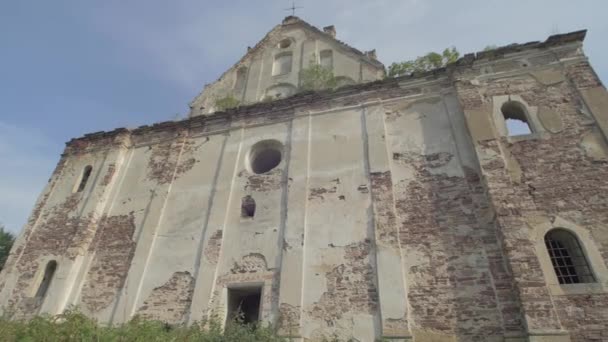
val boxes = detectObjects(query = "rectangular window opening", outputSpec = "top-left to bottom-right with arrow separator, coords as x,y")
320,50 -> 333,70
227,286 -> 262,325
272,53 -> 293,76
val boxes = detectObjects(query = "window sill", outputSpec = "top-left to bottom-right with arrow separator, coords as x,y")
506,132 -> 541,143
548,282 -> 608,296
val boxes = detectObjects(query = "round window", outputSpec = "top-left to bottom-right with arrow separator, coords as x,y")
248,140 -> 283,174
278,39 -> 292,49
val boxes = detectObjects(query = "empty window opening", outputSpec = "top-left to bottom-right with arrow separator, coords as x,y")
545,229 -> 595,284
241,195 -> 256,218
76,165 -> 93,192
272,52 -> 293,76
35,260 -> 57,302
278,38 -> 292,49
248,140 -> 283,174
227,286 -> 262,325
320,50 -> 333,70
501,101 -> 532,136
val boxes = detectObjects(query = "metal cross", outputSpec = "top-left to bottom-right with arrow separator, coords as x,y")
284,1 -> 302,16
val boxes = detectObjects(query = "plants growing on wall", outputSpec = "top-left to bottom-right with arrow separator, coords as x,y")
214,95 -> 240,111
387,47 -> 460,77
0,224 -> 14,271
299,61 -> 338,92
0,308 -> 288,342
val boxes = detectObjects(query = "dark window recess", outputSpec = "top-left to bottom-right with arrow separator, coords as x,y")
545,229 -> 595,284
248,140 -> 283,174
227,287 -> 262,324
251,149 -> 281,174
501,101 -> 532,136
241,196 -> 256,218
77,165 -> 93,192
35,260 -> 57,302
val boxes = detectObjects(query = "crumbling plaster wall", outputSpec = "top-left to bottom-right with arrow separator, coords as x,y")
0,82 -> 512,341
0,133 -> 132,319
1,32 -> 607,342
456,41 -> 608,341
189,24 -> 383,117
384,90 -> 524,341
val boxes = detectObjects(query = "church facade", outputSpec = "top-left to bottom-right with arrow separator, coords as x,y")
1,16 -> 608,342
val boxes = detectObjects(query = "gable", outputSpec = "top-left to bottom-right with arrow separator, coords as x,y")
189,16 -> 385,117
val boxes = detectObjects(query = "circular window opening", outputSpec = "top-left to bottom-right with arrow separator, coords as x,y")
248,140 -> 283,174
278,39 -> 292,49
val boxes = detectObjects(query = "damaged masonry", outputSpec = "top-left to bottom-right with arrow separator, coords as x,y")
1,16 -> 608,342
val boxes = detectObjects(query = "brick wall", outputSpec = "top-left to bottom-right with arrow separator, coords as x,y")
456,56 -> 608,339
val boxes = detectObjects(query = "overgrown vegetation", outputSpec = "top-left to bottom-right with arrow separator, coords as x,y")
0,309 -> 287,342
299,61 -> 338,91
387,47 -> 460,77
0,224 -> 15,271
0,307 -> 374,341
213,95 -> 240,111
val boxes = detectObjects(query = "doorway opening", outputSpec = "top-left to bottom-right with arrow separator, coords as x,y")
227,286 -> 262,325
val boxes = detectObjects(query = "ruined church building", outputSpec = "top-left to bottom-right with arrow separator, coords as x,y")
2,16 -> 608,342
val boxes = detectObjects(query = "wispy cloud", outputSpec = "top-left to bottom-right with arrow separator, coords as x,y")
75,1 -> 276,91
76,0 -> 607,88
0,122 -> 60,234
1,0 -> 606,236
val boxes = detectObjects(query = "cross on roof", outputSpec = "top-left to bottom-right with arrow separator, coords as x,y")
284,1 -> 303,16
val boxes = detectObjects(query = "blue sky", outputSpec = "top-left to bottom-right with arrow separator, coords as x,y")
1,0 -> 606,234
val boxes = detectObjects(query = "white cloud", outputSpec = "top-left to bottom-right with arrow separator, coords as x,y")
3,1 -> 607,236
77,0 -> 607,88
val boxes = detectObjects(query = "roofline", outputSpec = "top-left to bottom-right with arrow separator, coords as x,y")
281,16 -> 385,69
455,29 -> 586,66
191,16 -> 385,103
69,29 -> 588,148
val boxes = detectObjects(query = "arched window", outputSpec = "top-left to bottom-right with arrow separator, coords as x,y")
247,140 -> 283,174
545,229 -> 595,284
35,260 -> 57,302
320,50 -> 333,70
273,52 -> 293,76
501,101 -> 532,136
76,165 -> 93,193
241,195 -> 256,218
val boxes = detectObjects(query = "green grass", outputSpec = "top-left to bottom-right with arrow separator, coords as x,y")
0,309 -> 287,342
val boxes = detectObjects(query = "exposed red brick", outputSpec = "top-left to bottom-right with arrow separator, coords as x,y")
369,171 -> 398,248
245,169 -> 283,192
203,230 -> 223,265
393,151 -> 522,337
308,186 -> 337,200
455,60 -> 608,337
136,271 -> 195,325
100,163 -> 116,186
278,303 -> 300,336
146,137 -> 200,185
308,240 -> 378,326
80,213 -> 136,312
230,253 -> 268,274
7,192 -> 95,315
